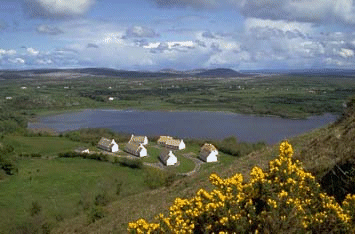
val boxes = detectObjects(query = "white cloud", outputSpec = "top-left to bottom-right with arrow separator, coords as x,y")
36,59 -> 53,65
24,0 -> 95,18
205,50 -> 250,67
245,18 -> 313,34
339,48 -> 354,58
144,41 -> 194,49
9,58 -> 25,64
27,48 -> 39,56
0,49 -> 16,56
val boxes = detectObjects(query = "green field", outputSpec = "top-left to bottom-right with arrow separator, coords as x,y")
3,136 -> 85,156
0,132 -> 254,233
0,157 -> 149,233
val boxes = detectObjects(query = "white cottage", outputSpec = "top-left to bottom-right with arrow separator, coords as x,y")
199,143 -> 218,162
159,149 -> 177,166
125,142 -> 147,157
97,137 -> 119,152
129,134 -> 148,145
165,139 -> 185,150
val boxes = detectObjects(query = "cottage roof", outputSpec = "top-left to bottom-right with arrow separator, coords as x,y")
98,137 -> 115,148
125,142 -> 143,154
157,136 -> 173,143
130,135 -> 147,144
201,143 -> 217,152
160,148 -> 174,162
166,139 -> 182,147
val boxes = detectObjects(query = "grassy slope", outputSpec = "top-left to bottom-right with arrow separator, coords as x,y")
51,101 -> 355,234
292,96 -> 355,177
51,147 -> 275,234
3,136 -> 84,156
0,135 -> 244,233
0,158 -> 148,233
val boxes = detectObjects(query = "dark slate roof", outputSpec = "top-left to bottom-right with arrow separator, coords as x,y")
159,148 -> 174,162
125,142 -> 143,154
98,137 -> 113,148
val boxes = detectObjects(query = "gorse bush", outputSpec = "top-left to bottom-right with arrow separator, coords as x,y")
128,142 -> 355,233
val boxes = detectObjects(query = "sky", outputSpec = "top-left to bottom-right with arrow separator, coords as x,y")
1,0 -> 355,71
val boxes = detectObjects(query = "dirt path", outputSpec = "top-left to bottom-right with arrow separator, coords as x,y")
178,153 -> 204,176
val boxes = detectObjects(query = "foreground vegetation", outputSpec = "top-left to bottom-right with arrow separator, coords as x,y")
128,141 -> 355,233
0,127 -> 266,233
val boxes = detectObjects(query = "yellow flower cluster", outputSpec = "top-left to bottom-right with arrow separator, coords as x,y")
128,141 -> 355,233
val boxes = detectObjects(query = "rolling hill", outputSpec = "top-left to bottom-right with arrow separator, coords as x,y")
0,67 -> 249,79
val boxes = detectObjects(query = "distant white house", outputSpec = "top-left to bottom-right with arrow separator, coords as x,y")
159,149 -> 177,166
74,147 -> 90,154
125,142 -> 147,157
129,134 -> 148,145
5,97 -> 12,100
165,139 -> 185,150
21,86 -> 27,89
199,143 -> 218,162
97,137 -> 119,152
108,97 -> 114,101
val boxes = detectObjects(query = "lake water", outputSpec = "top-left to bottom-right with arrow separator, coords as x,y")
28,109 -> 337,144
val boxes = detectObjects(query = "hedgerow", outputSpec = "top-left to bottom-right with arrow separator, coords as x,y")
128,141 -> 355,233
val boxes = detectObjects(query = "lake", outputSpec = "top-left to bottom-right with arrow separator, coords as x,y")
28,109 -> 337,144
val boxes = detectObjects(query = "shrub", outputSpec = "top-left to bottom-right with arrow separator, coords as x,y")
128,142 -> 355,233
211,136 -> 266,157
58,151 -> 108,162
0,159 -> 18,175
143,168 -> 166,189
64,128 -> 130,145
30,153 -> 42,158
30,201 -> 42,217
87,205 -> 105,224
116,181 -> 123,196
116,157 -> 143,169
94,191 -> 110,206
143,168 -> 177,189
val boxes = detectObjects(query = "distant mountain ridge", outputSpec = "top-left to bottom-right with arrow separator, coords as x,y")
0,67 -> 248,79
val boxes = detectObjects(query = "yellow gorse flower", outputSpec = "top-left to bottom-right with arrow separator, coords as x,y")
128,141 -> 355,233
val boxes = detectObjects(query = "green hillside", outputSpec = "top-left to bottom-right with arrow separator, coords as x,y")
50,95 -> 355,233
